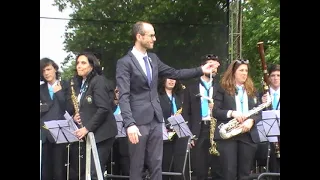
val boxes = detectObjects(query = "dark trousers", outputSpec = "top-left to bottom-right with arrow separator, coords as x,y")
128,118 -> 163,180
107,137 -> 130,176
191,124 -> 222,180
69,137 -> 115,180
41,141 -> 67,180
216,134 -> 257,180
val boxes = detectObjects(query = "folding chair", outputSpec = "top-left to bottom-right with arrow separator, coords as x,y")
162,136 -> 192,180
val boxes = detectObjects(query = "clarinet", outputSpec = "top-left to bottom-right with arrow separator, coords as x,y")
257,42 -> 280,159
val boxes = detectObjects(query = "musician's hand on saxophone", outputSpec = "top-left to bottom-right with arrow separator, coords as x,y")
74,127 -> 89,140
231,111 -> 247,123
209,103 -> 214,110
73,113 -> 82,125
237,119 -> 254,133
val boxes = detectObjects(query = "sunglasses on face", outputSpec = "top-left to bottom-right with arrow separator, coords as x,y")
205,54 -> 219,61
235,59 -> 249,64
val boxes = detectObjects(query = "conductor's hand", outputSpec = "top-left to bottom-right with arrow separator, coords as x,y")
201,61 -> 220,74
127,125 -> 142,144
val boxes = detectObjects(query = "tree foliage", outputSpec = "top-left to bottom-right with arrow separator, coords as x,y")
53,0 -> 229,81
242,0 -> 280,90
53,0 -> 280,90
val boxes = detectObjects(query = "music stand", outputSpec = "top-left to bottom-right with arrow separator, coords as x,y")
255,110 -> 280,173
114,114 -> 127,138
261,110 -> 280,139
162,122 -> 169,140
167,114 -> 193,138
44,120 -> 79,144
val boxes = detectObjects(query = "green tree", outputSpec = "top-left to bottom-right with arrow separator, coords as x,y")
53,0 -> 229,80
242,0 -> 280,90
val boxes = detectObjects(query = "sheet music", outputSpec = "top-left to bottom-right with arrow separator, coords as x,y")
162,123 -> 169,140
44,120 -> 79,144
64,111 -> 79,131
262,110 -> 280,137
167,114 -> 193,138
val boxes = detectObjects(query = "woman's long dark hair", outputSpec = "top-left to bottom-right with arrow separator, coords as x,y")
74,51 -> 103,88
158,77 -> 184,96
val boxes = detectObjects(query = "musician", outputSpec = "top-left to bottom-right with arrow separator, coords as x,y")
107,86 -> 130,176
40,57 -> 68,180
158,77 -> 184,179
213,59 -> 261,180
68,51 -> 117,180
260,64 -> 280,173
182,54 -> 222,180
115,21 -> 219,180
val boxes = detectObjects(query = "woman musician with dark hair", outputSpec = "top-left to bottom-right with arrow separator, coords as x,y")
67,51 -> 117,180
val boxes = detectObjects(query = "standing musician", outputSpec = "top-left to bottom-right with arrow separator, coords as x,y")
67,51 -> 117,180
182,54 -> 222,180
158,77 -> 184,180
260,64 -> 280,173
115,21 -> 219,180
40,57 -> 68,180
212,59 -> 261,180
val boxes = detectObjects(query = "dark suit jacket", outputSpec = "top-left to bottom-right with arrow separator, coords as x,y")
116,50 -> 203,128
212,85 -> 261,143
182,79 -> 218,138
67,75 -> 117,143
158,93 -> 183,125
40,80 -> 69,143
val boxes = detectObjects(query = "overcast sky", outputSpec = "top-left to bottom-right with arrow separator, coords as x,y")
40,0 -> 73,68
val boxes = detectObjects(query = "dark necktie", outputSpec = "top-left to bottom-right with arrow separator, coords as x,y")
143,56 -> 152,86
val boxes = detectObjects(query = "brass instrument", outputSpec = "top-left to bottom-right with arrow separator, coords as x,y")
70,79 -> 84,180
218,98 -> 271,139
208,100 -> 219,156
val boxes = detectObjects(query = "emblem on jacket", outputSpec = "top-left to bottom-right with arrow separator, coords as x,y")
86,95 -> 92,104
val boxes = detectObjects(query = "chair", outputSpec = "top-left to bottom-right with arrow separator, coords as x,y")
162,136 -> 192,180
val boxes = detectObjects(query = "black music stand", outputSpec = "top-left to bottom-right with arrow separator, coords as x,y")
167,114 -> 193,138
162,122 -> 170,140
114,114 -> 127,138
44,120 -> 79,144
255,110 -> 280,174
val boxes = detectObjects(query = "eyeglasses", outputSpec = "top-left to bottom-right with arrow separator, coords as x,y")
143,34 -> 156,38
235,59 -> 249,64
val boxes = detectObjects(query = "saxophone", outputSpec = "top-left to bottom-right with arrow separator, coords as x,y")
206,97 -> 220,156
218,97 -> 271,139
70,79 -> 80,116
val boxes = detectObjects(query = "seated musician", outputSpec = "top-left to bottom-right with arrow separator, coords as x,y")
158,77 -> 184,179
182,54 -> 222,180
